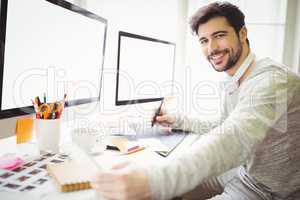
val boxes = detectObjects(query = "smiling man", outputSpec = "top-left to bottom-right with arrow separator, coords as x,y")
91,2 -> 300,200
199,17 -> 246,74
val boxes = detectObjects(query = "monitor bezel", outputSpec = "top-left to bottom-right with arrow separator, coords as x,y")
0,0 -> 107,119
115,31 -> 176,106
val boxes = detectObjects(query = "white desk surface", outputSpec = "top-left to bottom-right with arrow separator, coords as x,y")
0,119 -> 199,200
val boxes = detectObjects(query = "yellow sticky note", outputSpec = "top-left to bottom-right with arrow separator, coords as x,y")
16,118 -> 34,144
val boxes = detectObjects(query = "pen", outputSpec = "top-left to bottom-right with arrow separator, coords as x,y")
151,98 -> 164,127
53,102 -> 58,119
170,128 -> 190,134
49,103 -> 55,119
61,93 -> 67,109
31,99 -> 40,119
35,96 -> 41,106
43,93 -> 46,103
31,99 -> 38,112
162,127 -> 191,134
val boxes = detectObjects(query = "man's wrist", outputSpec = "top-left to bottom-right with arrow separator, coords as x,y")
172,113 -> 184,128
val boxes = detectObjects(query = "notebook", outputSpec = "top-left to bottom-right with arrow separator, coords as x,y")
47,144 -> 101,192
47,161 -> 91,192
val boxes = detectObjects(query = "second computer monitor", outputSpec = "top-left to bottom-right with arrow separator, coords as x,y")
116,31 -> 176,105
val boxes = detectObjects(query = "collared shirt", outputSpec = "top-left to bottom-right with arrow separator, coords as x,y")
146,57 -> 300,200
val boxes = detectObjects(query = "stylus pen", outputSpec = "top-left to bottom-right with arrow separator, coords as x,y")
151,99 -> 164,127
171,128 -> 191,134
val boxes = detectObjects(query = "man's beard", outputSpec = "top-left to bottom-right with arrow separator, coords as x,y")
207,41 -> 243,72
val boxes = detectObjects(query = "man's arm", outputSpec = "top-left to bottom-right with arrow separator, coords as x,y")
156,110 -> 225,134
172,114 -> 224,134
147,72 -> 291,200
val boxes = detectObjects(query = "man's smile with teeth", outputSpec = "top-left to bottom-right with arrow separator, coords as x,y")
211,53 -> 225,59
210,52 -> 227,64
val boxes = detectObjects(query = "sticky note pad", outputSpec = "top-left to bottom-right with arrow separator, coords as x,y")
16,118 -> 34,144
0,155 -> 24,170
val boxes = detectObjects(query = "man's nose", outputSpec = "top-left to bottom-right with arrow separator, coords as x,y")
207,40 -> 218,55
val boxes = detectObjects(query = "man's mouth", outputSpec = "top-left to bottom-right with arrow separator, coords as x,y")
209,51 -> 227,65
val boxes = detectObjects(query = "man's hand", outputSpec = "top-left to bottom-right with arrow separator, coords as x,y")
91,161 -> 152,200
155,108 -> 176,126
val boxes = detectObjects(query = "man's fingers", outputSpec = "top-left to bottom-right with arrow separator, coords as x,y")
91,181 -> 121,192
91,175 -> 129,200
91,166 -> 151,200
91,160 -> 132,184
91,171 -> 118,183
156,115 -> 168,122
156,115 -> 174,125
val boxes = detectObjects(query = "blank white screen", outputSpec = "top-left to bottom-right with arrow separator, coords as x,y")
118,36 -> 175,102
1,0 -> 106,110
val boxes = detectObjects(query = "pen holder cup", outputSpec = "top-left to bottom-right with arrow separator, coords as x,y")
35,118 -> 61,153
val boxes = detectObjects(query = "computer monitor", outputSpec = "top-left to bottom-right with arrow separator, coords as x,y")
0,0 -> 107,119
116,31 -> 176,105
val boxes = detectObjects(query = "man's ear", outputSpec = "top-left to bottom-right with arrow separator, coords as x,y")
239,26 -> 248,44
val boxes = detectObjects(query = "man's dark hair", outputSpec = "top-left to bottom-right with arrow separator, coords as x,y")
189,1 -> 249,45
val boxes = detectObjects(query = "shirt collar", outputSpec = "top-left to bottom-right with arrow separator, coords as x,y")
225,52 -> 255,83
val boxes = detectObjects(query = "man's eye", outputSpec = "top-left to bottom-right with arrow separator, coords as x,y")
215,34 -> 225,38
199,39 -> 208,45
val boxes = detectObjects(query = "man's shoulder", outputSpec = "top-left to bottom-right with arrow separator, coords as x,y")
248,58 -> 299,83
239,58 -> 300,96
253,58 -> 287,75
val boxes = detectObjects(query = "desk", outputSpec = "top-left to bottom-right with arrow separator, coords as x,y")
0,136 -> 100,200
0,119 -> 199,200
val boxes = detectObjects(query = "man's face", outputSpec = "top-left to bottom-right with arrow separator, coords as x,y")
197,17 -> 243,72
